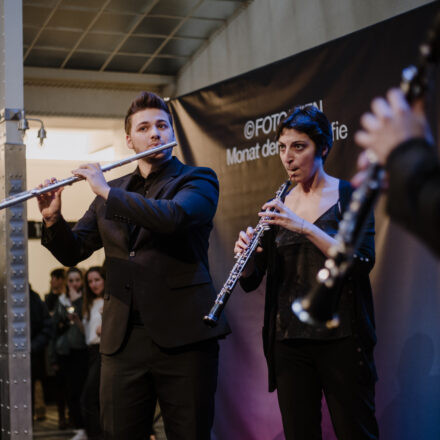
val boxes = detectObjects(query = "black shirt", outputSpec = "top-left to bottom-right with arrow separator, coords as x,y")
125,159 -> 172,325
275,203 -> 352,340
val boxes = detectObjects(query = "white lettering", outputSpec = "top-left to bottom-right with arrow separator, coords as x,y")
331,121 -> 349,141
262,139 -> 278,157
226,144 -> 261,166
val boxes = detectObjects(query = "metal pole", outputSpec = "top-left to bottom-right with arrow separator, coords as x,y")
0,0 -> 32,438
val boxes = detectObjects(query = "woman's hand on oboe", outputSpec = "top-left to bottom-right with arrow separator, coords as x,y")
234,226 -> 263,254
234,226 -> 261,278
259,199 -> 305,233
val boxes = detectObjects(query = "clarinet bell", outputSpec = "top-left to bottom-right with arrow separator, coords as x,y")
291,268 -> 340,329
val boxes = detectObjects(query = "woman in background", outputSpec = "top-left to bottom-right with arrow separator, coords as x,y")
50,266 -> 88,431
81,266 -> 105,440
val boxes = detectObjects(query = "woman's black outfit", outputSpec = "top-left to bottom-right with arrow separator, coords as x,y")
240,180 -> 379,440
50,295 -> 88,429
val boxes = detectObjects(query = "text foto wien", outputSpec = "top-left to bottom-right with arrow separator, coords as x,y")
227,121 -> 348,166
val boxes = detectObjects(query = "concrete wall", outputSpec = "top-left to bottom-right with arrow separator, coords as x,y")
174,0 -> 434,96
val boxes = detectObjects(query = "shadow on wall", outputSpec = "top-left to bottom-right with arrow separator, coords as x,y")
379,333 -> 440,439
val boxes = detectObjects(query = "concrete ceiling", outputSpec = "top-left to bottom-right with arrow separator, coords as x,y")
23,0 -> 250,93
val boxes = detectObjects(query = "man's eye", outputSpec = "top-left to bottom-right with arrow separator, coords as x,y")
158,123 -> 168,129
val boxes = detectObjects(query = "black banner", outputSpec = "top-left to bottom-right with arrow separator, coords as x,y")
169,3 -> 440,439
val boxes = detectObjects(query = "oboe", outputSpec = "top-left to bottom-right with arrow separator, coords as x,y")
203,180 -> 291,327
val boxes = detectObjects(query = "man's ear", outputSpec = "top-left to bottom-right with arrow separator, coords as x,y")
126,134 -> 134,150
322,145 -> 329,158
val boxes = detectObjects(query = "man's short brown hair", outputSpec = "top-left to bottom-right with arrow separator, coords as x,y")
125,91 -> 172,134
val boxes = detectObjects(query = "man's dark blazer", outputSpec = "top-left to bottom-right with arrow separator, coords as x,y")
42,157 -> 230,354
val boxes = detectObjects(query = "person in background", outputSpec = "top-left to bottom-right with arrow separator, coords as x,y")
29,285 -> 53,421
81,266 -> 105,440
44,268 -> 66,315
354,87 -> 440,257
50,267 -> 88,432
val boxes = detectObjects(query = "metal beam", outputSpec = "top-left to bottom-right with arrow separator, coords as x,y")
0,1 -> 32,439
23,24 -> 207,41
99,0 -> 161,71
140,0 -> 205,73
59,0 -> 112,69
24,66 -> 174,88
23,0 -> 63,62
23,45 -> 187,60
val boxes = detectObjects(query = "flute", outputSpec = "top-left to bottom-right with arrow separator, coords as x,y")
0,141 -> 177,211
203,180 -> 291,327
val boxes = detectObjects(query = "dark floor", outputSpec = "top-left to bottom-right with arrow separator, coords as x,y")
32,404 -> 166,439
33,405 -> 75,439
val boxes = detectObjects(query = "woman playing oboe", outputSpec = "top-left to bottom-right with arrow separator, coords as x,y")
235,106 -> 378,439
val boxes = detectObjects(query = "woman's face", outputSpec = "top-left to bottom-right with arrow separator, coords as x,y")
87,271 -> 105,297
278,128 -> 325,184
67,271 -> 82,292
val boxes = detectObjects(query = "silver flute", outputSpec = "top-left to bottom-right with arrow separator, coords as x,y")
0,141 -> 177,210
203,180 -> 291,327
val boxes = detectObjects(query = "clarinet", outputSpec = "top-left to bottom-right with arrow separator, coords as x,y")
292,13 -> 440,328
203,180 -> 291,327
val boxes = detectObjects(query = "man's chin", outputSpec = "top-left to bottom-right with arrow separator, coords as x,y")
144,150 -> 172,163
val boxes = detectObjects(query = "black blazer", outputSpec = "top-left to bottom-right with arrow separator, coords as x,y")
42,157 -> 230,353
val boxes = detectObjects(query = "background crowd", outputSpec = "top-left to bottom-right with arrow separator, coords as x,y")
31,265 -> 108,440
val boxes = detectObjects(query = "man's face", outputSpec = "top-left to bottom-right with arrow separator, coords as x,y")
126,108 -> 175,164
50,276 -> 64,294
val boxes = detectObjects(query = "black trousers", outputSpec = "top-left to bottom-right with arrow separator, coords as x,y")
81,344 -> 102,439
59,348 -> 88,428
100,325 -> 219,440
274,336 -> 379,440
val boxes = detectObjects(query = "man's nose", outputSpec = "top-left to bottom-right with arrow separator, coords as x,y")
150,126 -> 160,138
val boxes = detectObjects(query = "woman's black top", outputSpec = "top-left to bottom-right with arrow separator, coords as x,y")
275,203 -> 352,340
240,180 -> 376,391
